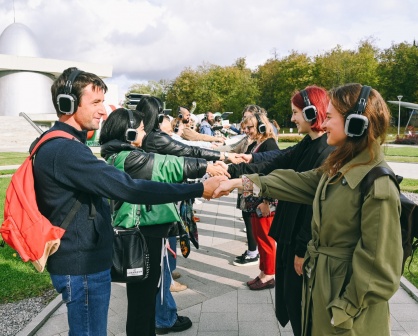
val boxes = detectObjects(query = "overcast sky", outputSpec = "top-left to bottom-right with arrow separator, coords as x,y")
0,0 -> 416,101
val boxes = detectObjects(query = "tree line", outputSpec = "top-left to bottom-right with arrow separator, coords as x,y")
125,38 -> 418,128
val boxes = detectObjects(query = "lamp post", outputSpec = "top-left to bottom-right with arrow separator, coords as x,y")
397,95 -> 403,136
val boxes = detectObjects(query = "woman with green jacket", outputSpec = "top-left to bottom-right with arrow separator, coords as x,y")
213,83 -> 403,336
99,108 -> 218,336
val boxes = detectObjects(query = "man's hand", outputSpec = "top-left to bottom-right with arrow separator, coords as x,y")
294,256 -> 304,276
212,178 -> 242,198
227,153 -> 246,164
202,175 -> 228,200
236,153 -> 253,163
207,164 -> 230,178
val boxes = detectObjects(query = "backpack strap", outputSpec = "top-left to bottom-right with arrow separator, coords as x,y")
31,130 -> 95,227
30,130 -> 77,157
360,166 -> 401,196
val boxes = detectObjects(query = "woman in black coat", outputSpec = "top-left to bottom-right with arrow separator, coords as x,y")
227,86 -> 334,335
137,96 -> 228,162
100,108 -> 210,336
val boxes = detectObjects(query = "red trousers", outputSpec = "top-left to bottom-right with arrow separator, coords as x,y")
251,213 -> 276,275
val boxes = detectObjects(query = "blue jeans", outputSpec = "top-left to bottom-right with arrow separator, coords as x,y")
50,269 -> 111,336
155,249 -> 177,328
168,236 -> 177,272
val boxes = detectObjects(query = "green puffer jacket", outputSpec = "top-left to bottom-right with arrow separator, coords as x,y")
246,141 -> 402,336
101,140 -> 207,230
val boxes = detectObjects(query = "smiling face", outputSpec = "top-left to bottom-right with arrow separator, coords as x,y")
131,121 -> 146,147
242,118 -> 258,139
71,84 -> 106,131
180,108 -> 190,124
321,102 -> 347,147
290,103 -> 312,134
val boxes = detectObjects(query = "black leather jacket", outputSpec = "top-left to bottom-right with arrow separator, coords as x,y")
101,140 -> 208,181
142,129 -> 221,161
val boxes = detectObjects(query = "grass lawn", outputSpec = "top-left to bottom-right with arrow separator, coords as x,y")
0,177 -> 55,304
404,253 -> 418,288
0,245 -> 54,304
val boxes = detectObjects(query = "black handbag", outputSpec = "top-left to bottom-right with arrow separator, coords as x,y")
111,226 -> 150,283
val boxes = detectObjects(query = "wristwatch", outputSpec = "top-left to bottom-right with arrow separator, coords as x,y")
224,152 -> 229,160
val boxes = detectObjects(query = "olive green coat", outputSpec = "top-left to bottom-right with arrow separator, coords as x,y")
247,142 -> 402,336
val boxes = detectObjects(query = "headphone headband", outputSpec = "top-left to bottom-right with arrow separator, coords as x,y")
125,109 -> 138,142
64,70 -> 82,95
351,85 -> 371,115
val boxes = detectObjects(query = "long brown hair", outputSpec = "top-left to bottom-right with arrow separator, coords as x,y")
321,83 -> 390,177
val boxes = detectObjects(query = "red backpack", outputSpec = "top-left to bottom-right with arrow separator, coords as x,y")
0,130 -> 79,272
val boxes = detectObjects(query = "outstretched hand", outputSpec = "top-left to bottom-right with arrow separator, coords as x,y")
235,153 -> 252,163
207,163 -> 231,178
202,175 -> 229,200
212,178 -> 242,198
227,153 -> 246,164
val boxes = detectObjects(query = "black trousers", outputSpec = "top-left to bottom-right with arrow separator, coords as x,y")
275,242 -> 303,336
242,211 -> 257,252
126,235 -> 164,336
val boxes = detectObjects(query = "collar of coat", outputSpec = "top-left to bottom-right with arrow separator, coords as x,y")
337,141 -> 385,190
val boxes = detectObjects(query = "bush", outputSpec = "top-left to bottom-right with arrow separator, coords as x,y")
393,126 -> 418,145
279,134 -> 303,143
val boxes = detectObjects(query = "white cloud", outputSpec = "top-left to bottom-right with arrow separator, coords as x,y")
1,0 -> 417,100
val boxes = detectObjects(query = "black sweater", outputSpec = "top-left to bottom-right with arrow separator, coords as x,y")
228,134 -> 334,256
34,122 -> 203,275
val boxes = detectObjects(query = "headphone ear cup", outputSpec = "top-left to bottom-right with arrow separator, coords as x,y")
255,114 -> 266,134
57,93 -> 78,115
57,69 -> 82,115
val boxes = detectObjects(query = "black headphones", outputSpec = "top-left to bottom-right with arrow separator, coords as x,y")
177,106 -> 183,119
125,109 -> 138,142
57,69 -> 83,115
151,97 -> 164,124
255,113 -> 266,134
174,121 -> 180,133
300,89 -> 317,122
344,85 -> 371,137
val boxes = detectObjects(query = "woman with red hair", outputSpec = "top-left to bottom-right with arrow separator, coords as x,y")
227,85 -> 334,335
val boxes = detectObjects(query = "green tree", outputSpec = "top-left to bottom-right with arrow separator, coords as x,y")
165,67 -> 200,115
377,42 -> 418,126
256,51 -> 313,127
125,79 -> 171,107
165,59 -> 258,122
312,39 -> 379,90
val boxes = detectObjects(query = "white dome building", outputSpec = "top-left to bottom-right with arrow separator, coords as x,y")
0,23 -> 55,116
0,22 -> 114,151
0,22 -> 113,118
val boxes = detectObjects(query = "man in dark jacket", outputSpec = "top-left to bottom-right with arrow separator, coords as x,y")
34,67 -> 225,336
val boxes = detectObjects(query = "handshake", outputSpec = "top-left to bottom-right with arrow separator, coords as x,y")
202,175 -> 242,200
201,160 -> 245,200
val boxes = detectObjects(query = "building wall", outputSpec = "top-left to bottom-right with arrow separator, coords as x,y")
0,70 -> 55,116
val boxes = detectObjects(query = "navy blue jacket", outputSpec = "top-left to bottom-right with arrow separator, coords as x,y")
33,122 -> 203,275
